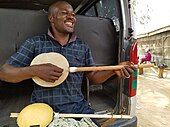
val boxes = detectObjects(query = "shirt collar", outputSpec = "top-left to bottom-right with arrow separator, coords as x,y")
47,28 -> 77,43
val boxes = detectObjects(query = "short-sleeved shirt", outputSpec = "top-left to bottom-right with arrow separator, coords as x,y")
7,33 -> 95,113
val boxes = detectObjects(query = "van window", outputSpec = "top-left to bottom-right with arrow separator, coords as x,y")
85,0 -> 120,31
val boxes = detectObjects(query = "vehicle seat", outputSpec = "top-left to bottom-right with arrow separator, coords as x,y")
0,8 -> 49,126
75,15 -> 119,104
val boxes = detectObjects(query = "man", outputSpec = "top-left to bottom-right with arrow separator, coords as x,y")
0,1 -> 135,117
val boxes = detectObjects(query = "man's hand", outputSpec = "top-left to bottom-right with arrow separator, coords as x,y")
114,61 -> 136,78
30,63 -> 63,82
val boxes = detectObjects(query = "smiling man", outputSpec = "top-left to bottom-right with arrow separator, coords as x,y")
48,1 -> 76,46
0,1 -> 135,125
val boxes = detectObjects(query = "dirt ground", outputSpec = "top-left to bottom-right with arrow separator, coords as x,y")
136,71 -> 170,127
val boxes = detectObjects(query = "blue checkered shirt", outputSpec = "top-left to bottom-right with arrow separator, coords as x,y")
7,34 -> 95,113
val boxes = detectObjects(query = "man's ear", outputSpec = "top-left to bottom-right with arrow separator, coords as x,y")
48,15 -> 54,23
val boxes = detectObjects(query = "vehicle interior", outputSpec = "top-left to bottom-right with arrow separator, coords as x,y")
0,0 -> 123,126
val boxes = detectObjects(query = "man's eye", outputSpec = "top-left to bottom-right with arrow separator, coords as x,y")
71,13 -> 75,17
61,11 -> 68,15
59,11 -> 75,17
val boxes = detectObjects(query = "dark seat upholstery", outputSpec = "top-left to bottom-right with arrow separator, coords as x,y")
75,15 -> 118,66
0,8 -> 49,126
0,8 -> 49,66
75,15 -> 118,103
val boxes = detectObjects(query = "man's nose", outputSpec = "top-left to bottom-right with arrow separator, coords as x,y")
66,13 -> 75,19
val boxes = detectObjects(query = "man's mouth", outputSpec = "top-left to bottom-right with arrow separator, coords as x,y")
65,21 -> 74,28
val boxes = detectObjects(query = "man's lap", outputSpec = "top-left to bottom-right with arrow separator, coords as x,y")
51,99 -> 94,114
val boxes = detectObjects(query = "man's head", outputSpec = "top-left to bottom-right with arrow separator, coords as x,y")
48,1 -> 76,34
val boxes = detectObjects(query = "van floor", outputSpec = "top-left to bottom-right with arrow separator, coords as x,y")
89,90 -> 117,125
89,90 -> 116,113
0,93 -> 31,126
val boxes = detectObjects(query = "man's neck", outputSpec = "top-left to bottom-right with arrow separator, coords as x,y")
51,26 -> 70,46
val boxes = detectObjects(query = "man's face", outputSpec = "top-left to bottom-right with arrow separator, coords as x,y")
51,3 -> 76,34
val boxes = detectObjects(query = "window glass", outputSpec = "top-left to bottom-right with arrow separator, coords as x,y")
96,0 -> 119,19
85,0 -> 120,31
85,6 -> 96,17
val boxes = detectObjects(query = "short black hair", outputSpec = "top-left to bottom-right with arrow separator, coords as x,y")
48,1 -> 71,16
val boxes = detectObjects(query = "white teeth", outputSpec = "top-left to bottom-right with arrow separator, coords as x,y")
65,22 -> 73,26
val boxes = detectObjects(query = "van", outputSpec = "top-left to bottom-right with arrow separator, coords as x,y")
0,0 -> 138,126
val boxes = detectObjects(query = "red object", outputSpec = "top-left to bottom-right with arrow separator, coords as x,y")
130,41 -> 138,65
129,41 -> 138,97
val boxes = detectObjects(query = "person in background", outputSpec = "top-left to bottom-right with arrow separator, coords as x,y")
140,49 -> 152,64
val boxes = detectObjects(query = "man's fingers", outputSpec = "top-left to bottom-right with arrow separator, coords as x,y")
131,66 -> 137,70
115,61 -> 137,79
43,76 -> 60,83
125,66 -> 134,74
115,70 -> 122,78
50,71 -> 63,77
122,67 -> 130,78
54,67 -> 63,73
50,64 -> 63,73
33,63 -> 65,83
49,71 -> 63,82
41,77 -> 55,83
50,76 -> 60,81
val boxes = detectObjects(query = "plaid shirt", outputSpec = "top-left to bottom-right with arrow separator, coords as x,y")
7,33 -> 95,113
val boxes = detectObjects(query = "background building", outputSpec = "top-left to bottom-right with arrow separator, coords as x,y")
137,25 -> 170,68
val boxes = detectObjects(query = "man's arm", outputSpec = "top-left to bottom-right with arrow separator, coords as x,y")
0,64 -> 34,83
86,62 -> 136,85
0,63 -> 63,83
86,70 -> 116,84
